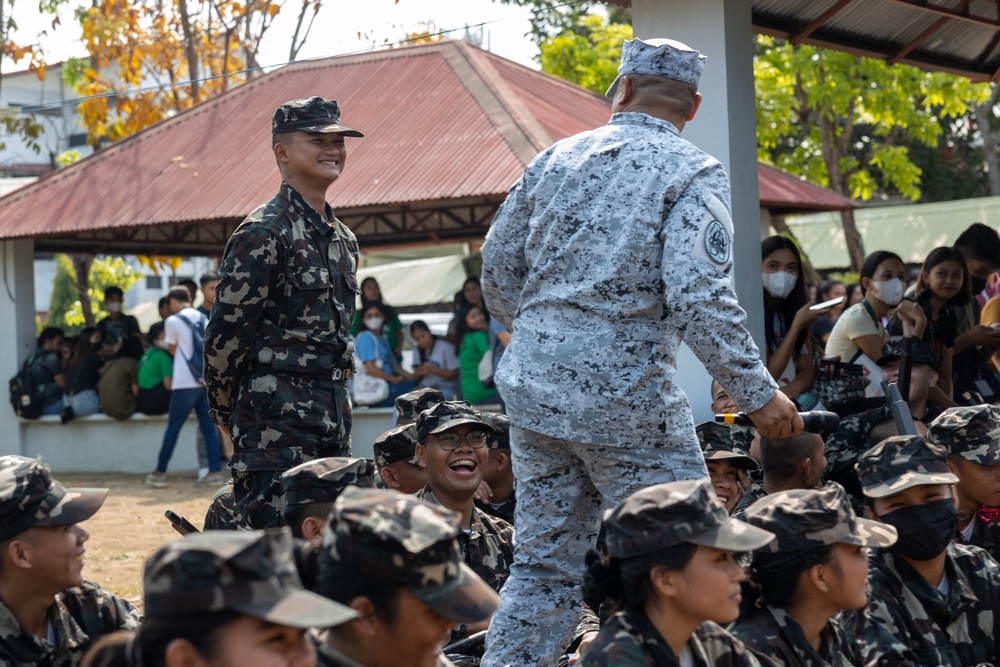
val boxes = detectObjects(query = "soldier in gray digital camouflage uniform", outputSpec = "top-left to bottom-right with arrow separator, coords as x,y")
313,487 -> 500,667
280,457 -> 375,541
0,457 -> 138,667
373,423 -> 426,494
731,482 -> 897,667
928,404 -> 1000,563
846,434 -> 1000,666
205,96 -> 363,529
479,38 -> 803,667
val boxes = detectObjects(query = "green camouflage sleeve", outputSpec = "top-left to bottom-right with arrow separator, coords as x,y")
204,226 -> 281,426
845,602 -> 919,665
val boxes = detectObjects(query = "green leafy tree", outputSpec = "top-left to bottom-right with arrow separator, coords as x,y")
495,0 -> 629,47
539,13 -> 631,95
46,255 -> 141,333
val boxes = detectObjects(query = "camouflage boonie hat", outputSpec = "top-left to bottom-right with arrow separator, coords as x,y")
395,387 -> 446,426
271,97 -> 364,137
323,487 -> 499,624
280,457 -> 375,507
481,413 -> 510,450
927,405 -> 1000,466
603,479 -> 774,558
744,482 -> 897,552
145,529 -> 357,628
373,424 -> 420,467
416,401 -> 495,442
856,435 -> 959,499
876,336 -> 937,368
606,38 -> 706,97
0,457 -> 107,542
695,422 -> 758,471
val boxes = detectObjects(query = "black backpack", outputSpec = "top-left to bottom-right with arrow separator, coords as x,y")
9,352 -> 44,419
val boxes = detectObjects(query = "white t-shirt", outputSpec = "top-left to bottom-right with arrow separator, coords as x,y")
825,302 -> 886,398
164,307 -> 206,390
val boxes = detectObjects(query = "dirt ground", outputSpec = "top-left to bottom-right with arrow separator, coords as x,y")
59,472 -> 222,609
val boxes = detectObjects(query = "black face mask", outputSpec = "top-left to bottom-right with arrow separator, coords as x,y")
877,498 -> 957,561
971,276 -> 987,295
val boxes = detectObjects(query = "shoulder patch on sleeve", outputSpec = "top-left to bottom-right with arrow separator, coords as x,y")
692,194 -> 735,270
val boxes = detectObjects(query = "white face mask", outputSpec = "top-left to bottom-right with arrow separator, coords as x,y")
107,302 -> 122,314
872,278 -> 904,306
762,271 -> 797,299
365,316 -> 385,331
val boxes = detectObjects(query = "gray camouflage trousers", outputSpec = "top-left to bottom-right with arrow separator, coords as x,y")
481,426 -> 708,667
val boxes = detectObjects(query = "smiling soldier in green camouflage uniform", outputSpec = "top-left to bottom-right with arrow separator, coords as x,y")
205,97 -> 363,529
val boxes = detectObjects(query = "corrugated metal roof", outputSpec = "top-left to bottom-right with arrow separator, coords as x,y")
757,163 -> 856,214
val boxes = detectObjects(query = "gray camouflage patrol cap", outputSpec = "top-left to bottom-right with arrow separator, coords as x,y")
0,457 -> 107,542
856,435 -> 959,498
876,336 -> 937,368
606,38 -> 706,98
280,457 -> 375,507
927,405 -> 1000,466
603,479 -> 774,558
395,387 -> 446,426
481,413 -> 510,450
373,424 -> 420,467
416,400 -> 495,442
145,528 -> 357,628
744,482 -> 897,552
272,97 -> 364,137
323,487 -> 499,624
695,422 -> 758,471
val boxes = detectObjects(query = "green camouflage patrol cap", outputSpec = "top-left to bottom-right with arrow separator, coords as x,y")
373,424 -> 420,467
481,413 -> 510,450
744,482 -> 897,552
395,387 -> 446,426
280,457 -> 375,507
272,97 -> 364,137
323,487 -> 499,624
876,336 -> 937,368
927,405 -> 1000,466
0,457 -> 107,542
603,479 -> 774,558
145,529 -> 357,628
856,435 -> 959,498
695,422 -> 758,471
416,400 -> 495,442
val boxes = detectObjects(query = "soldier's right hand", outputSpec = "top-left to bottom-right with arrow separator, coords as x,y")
745,391 -> 803,438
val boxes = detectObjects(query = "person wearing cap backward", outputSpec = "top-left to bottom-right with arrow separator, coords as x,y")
373,423 -> 427,494
844,434 -> 1000,666
0,457 -> 138,667
730,483 -> 897,667
696,421 -> 758,515
479,37 -> 802,667
80,529 -> 357,667
204,96 -> 364,530
280,457 -> 375,542
928,404 -> 1000,563
573,479 -> 777,667
312,487 -> 500,667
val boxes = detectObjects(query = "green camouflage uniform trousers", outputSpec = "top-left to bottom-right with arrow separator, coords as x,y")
577,610 -> 778,667
205,182 -> 359,529
0,581 -> 139,667
729,606 -> 858,667
846,542 -> 1000,666
203,480 -> 240,530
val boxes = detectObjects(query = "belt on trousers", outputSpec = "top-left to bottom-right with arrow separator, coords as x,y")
248,363 -> 350,383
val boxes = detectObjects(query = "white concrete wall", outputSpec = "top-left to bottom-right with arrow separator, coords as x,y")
0,240 -> 38,456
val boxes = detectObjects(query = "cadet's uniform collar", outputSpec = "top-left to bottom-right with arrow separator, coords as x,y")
280,182 -> 337,235
609,111 -> 681,136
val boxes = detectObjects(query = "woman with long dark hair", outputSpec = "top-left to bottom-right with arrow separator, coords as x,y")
410,320 -> 461,399
455,305 -> 500,405
349,277 -> 405,360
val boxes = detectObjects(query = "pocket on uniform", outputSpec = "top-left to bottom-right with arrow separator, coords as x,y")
289,267 -> 331,290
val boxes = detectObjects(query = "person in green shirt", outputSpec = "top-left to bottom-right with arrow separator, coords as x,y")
99,337 -> 142,420
137,323 -> 173,415
457,305 -> 498,405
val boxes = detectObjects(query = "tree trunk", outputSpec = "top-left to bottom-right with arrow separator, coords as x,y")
71,254 -> 95,327
177,0 -> 201,102
771,215 -> 823,285
839,209 -> 865,272
975,101 -> 1000,196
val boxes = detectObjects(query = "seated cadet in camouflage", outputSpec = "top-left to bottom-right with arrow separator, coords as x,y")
395,387 -> 445,426
414,402 -> 515,598
0,457 -> 138,667
81,529 -> 357,667
373,423 -> 426,494
846,434 -> 1000,666
731,433 -> 826,521
313,487 -> 500,667
473,413 -> 516,524
280,457 -> 375,541
202,479 -> 240,530
928,404 -> 1000,563
204,97 -> 364,530
577,479 -> 777,667
731,482 -> 897,666
696,421 -> 758,515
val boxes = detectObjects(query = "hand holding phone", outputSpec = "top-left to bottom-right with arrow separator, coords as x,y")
809,295 -> 845,311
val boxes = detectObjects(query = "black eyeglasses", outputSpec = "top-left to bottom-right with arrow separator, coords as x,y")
433,432 -> 488,450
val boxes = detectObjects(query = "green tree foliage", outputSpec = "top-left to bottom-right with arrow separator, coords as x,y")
539,14 -> 631,94
46,255 -> 141,333
495,0 -> 629,47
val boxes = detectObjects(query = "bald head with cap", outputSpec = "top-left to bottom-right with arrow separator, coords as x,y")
608,38 -> 705,129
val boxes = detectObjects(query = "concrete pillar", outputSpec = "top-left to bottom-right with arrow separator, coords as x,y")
633,0 -> 763,422
0,240 -> 38,456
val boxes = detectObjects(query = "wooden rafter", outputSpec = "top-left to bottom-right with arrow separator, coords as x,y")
791,0 -> 857,45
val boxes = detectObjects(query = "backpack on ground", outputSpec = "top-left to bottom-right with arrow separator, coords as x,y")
177,313 -> 207,384
9,352 -> 43,419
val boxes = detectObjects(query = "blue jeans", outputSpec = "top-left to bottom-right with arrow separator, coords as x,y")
155,387 -> 220,473
41,396 -> 64,416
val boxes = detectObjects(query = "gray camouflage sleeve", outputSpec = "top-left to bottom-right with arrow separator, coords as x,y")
204,227 -> 280,426
662,165 -> 777,413
482,178 -> 531,331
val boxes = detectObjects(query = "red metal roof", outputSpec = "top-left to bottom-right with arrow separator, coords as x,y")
758,163 -> 856,214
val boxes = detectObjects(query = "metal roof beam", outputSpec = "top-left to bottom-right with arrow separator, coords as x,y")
889,13 -> 955,64
886,0 -> 1000,28
791,0 -> 857,45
